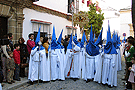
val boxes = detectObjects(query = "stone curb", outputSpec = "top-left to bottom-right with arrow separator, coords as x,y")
4,80 -> 29,90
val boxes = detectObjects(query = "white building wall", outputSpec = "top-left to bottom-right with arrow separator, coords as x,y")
33,0 -> 68,13
78,0 -> 120,40
120,11 -> 132,39
23,8 -> 73,42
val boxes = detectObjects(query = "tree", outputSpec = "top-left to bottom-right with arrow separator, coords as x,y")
86,3 -> 104,37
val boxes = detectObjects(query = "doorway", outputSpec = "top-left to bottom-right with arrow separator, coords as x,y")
0,16 -> 8,39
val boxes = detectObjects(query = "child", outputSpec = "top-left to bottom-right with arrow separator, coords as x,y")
128,56 -> 135,90
13,44 -> 21,81
6,51 -> 15,84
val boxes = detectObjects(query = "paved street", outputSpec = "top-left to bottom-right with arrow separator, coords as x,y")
15,57 -> 126,90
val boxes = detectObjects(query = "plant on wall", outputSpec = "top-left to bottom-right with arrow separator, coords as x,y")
86,3 -> 104,37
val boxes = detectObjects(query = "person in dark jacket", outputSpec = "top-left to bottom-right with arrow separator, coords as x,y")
18,37 -> 29,77
63,37 -> 69,54
8,33 -> 13,52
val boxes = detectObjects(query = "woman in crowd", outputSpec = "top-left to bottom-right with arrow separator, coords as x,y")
18,37 -> 29,77
1,35 -> 12,82
42,37 -> 49,58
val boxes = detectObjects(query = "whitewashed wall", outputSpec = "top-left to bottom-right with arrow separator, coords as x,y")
33,0 -> 68,13
120,11 -> 132,39
23,8 -> 73,42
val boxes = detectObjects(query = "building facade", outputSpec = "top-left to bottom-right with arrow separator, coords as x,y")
0,0 -> 81,44
119,7 -> 134,39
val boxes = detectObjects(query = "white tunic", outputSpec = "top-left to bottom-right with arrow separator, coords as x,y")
57,49 -> 65,80
108,54 -> 117,87
85,53 -> 95,80
102,54 -> 112,84
64,46 -> 81,78
94,54 -> 103,83
28,46 -> 50,82
116,49 -> 122,71
50,49 -> 65,80
80,48 -> 86,79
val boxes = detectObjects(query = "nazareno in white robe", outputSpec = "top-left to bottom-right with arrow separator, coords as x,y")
64,45 -> 81,79
28,46 -> 50,82
80,48 -> 86,79
94,46 -> 103,83
94,54 -> 103,83
102,54 -> 112,84
50,49 -> 65,80
85,53 -> 95,80
64,49 -> 72,78
56,49 -> 65,80
116,49 -> 122,71
108,54 -> 117,87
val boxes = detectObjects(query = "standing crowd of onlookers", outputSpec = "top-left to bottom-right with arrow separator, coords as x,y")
121,36 -> 135,90
0,33 -> 30,85
0,33 -> 72,86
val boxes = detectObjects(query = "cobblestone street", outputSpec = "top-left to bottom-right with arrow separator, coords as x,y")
16,57 -> 126,90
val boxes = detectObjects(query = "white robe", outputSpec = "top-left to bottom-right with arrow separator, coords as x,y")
80,48 -> 86,79
50,49 -> 58,80
102,54 -> 112,84
94,54 -> 103,83
64,46 -> 81,78
57,49 -> 65,80
85,53 -> 95,80
28,46 -> 50,82
50,49 -> 65,80
108,54 -> 117,87
116,49 -> 122,71
120,43 -> 125,57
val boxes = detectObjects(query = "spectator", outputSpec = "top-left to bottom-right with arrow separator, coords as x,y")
13,44 -> 21,81
18,37 -> 28,78
43,37 -> 49,58
1,35 -> 11,82
40,37 -> 43,44
6,51 -> 15,84
63,37 -> 69,54
8,33 -> 13,51
128,56 -> 135,90
27,33 -> 35,55
125,39 -> 135,89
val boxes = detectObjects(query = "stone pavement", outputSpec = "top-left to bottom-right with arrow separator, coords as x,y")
3,56 -> 128,90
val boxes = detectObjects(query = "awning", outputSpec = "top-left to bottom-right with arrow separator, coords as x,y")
66,25 -> 77,30
31,19 -> 52,25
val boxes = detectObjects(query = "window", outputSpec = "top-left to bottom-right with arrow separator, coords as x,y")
68,0 -> 74,13
32,23 -> 50,40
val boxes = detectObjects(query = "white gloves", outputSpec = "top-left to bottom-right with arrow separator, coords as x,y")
72,41 -> 76,46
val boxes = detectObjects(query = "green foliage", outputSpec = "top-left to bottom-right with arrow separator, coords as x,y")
86,3 -> 104,37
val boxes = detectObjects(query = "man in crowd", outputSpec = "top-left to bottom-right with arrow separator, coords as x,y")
27,33 -> 35,55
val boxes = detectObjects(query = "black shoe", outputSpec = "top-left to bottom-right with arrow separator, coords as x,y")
14,78 -> 21,81
7,82 -> 12,84
27,81 -> 33,85
11,80 -> 15,83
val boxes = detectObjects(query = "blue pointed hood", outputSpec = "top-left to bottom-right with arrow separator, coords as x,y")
104,22 -> 117,54
118,36 -> 121,46
86,24 -> 99,56
57,29 -> 64,49
80,32 -> 87,48
58,29 -> 63,44
95,27 -> 103,46
73,36 -> 80,47
50,26 -> 61,50
32,26 -> 45,51
35,26 -> 41,45
67,33 -> 73,49
94,34 -> 95,40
